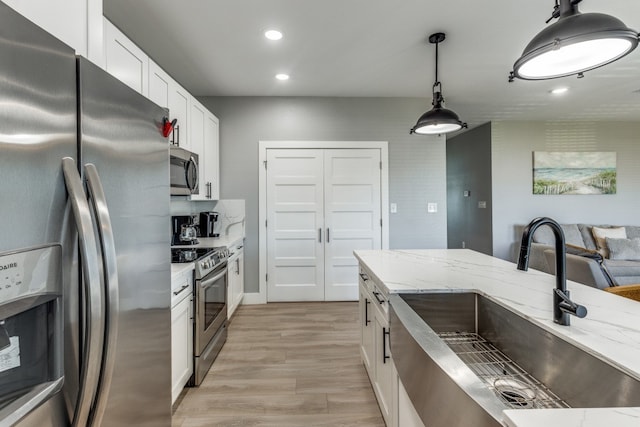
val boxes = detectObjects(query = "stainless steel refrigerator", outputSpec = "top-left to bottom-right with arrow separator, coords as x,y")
0,3 -> 171,426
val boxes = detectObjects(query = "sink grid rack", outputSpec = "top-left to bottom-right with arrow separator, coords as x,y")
438,331 -> 570,410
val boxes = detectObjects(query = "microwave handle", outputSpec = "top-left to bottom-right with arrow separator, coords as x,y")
62,158 -> 104,427
187,156 -> 198,193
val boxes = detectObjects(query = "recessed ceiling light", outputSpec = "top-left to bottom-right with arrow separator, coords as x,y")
265,30 -> 283,41
275,73 -> 289,81
550,87 -> 569,95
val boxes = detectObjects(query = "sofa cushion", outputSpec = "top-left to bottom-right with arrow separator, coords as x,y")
592,226 -> 627,258
533,224 -> 583,246
626,226 -> 640,240
607,237 -> 640,261
578,224 -> 598,250
603,259 -> 640,279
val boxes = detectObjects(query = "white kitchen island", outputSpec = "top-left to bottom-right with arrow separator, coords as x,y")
353,249 -> 640,427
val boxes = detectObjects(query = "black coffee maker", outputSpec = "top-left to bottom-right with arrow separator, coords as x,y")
171,215 -> 199,245
199,211 -> 220,237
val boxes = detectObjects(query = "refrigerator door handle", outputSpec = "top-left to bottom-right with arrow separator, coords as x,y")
61,158 -> 105,427
84,163 -> 120,426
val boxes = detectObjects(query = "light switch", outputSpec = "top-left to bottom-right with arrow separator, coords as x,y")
390,203 -> 397,213
427,202 -> 437,213
463,190 -> 471,197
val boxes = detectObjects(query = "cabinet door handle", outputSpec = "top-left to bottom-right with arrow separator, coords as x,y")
173,284 -> 190,296
359,272 -> 369,282
318,228 -> 322,243
373,291 -> 385,305
176,124 -> 180,147
365,298 -> 371,326
326,228 -> 330,243
383,327 -> 391,363
206,182 -> 212,199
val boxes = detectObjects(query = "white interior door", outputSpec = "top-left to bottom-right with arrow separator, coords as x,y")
266,149 -> 324,301
324,149 -> 381,300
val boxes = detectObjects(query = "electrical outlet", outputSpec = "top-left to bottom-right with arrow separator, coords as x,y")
390,203 -> 397,213
427,202 -> 437,213
478,201 -> 487,209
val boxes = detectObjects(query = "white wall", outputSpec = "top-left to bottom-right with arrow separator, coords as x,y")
200,96 -> 448,294
492,121 -> 640,261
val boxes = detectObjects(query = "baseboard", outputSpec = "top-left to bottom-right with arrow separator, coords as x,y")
241,292 -> 267,305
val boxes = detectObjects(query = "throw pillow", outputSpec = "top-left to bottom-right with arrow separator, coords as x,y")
592,226 -> 627,258
606,237 -> 640,261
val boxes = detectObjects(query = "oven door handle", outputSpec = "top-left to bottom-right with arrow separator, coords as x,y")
200,267 -> 227,289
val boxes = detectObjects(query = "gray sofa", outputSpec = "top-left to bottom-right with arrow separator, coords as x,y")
524,223 -> 640,289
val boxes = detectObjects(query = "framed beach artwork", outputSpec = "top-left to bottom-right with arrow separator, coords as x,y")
532,152 -> 617,195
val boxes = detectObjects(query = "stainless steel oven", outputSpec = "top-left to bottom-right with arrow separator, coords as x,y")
191,247 -> 229,386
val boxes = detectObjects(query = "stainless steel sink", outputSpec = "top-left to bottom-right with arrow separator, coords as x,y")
389,291 -> 640,427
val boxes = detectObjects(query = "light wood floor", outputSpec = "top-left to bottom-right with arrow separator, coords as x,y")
172,302 -> 385,427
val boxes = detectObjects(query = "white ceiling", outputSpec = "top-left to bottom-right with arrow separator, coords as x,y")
103,0 -> 640,129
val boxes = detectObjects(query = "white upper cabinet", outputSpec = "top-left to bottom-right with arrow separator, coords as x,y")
104,18 -> 149,96
148,60 -> 171,108
169,83 -> 191,150
189,100 -> 206,200
203,111 -> 220,200
100,17 -> 219,198
149,60 -> 191,148
4,0 -> 104,66
189,100 -> 220,201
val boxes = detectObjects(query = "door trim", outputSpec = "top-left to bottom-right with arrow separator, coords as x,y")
250,140 -> 389,305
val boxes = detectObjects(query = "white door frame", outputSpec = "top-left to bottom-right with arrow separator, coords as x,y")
249,140 -> 389,305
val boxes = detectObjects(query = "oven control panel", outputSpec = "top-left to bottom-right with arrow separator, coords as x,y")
195,247 -> 229,279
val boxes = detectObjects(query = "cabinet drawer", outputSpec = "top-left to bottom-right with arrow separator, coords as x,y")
360,267 -> 388,316
171,271 -> 193,308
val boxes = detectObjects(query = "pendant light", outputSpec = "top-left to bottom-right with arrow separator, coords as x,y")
410,32 -> 467,135
510,0 -> 639,81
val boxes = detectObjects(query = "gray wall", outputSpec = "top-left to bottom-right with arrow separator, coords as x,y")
447,122 -> 492,255
198,96 -> 448,293
492,121 -> 640,261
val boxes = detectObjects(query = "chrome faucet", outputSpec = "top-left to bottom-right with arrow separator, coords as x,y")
517,217 -> 587,326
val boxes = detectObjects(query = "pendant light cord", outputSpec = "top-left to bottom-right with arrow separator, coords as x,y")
434,39 -> 439,86
432,37 -> 443,104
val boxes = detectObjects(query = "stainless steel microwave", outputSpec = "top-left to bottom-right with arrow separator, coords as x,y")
170,146 -> 199,195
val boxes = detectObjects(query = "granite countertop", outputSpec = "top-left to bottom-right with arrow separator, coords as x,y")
353,249 -> 640,427
171,262 -> 194,279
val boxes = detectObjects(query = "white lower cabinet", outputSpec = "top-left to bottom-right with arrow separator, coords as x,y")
373,305 -> 393,421
171,272 -> 193,404
398,377 -> 426,427
359,286 -> 375,375
227,244 -> 244,319
359,267 -> 394,426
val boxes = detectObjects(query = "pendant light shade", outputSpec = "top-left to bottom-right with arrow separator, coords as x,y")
411,32 -> 467,135
511,0 -> 639,81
